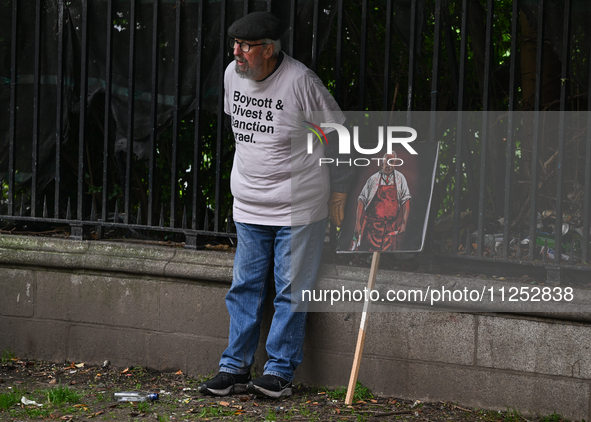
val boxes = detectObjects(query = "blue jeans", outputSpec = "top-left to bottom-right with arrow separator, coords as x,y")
219,218 -> 327,382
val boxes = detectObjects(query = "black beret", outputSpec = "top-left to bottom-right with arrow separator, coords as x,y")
228,12 -> 282,41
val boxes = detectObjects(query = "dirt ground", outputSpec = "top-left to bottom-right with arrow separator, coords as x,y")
0,358 -> 571,422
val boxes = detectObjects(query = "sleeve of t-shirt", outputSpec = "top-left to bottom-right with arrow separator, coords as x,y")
299,71 -> 345,127
358,174 -> 375,208
296,72 -> 355,193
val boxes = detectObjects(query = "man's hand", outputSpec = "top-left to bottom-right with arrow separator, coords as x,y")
329,192 -> 347,227
397,223 -> 407,234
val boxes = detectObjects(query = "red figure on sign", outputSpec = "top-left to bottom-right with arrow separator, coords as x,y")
353,152 -> 411,252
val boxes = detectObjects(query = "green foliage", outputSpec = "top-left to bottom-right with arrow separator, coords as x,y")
1,349 -> 14,364
503,407 -> 525,422
0,181 -> 7,203
326,381 -> 373,402
45,385 -> 82,406
0,389 -> 22,411
112,18 -> 129,27
6,0 -> 589,248
22,406 -> 51,419
137,401 -> 151,413
198,404 -> 234,418
95,392 -> 109,402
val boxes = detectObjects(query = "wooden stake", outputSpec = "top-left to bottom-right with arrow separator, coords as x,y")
345,251 -> 381,405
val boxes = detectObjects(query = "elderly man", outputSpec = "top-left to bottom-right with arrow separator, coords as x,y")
353,152 -> 411,252
198,12 -> 350,399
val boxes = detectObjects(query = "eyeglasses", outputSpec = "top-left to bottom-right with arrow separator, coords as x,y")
230,39 -> 268,53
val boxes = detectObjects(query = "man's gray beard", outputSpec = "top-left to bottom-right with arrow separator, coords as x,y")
235,60 -> 256,80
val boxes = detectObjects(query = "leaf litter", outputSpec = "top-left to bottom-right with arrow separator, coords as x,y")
0,358 -> 570,421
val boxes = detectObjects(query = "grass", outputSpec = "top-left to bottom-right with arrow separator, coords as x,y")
137,401 -> 151,413
198,405 -> 235,418
0,388 -> 23,411
325,381 -> 373,402
503,407 -> 522,422
1,385 -> 82,420
95,391 -> 110,402
299,402 -> 313,417
22,406 -> 52,419
1,389 -> 51,419
265,408 -> 277,421
5,387 -> 82,417
45,385 -> 82,405
1,349 -> 14,364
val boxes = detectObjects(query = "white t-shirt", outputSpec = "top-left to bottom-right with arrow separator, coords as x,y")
358,170 -> 412,210
224,54 -> 345,226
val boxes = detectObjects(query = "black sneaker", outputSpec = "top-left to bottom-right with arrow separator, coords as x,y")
198,372 -> 251,396
247,374 -> 292,398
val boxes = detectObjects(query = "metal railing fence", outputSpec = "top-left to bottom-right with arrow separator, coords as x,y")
1,0 -> 591,278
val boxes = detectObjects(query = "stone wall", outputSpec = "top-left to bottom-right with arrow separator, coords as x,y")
0,235 -> 589,420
